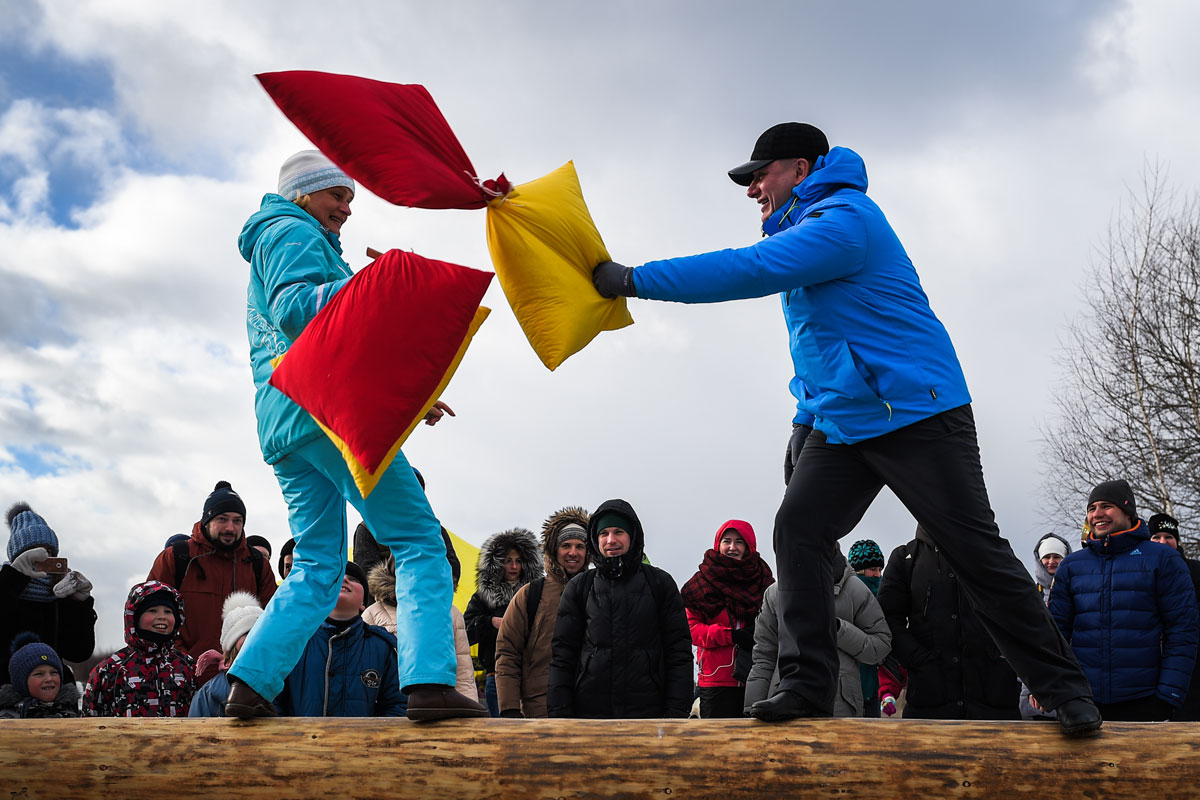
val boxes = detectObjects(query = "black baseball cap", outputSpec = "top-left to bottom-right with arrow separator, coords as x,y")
728,123 -> 830,186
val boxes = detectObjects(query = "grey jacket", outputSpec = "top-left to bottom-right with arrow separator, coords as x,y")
745,553 -> 892,715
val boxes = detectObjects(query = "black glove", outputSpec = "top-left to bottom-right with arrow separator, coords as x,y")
731,625 -> 756,649
783,424 -> 813,486
592,261 -> 636,299
499,708 -> 524,719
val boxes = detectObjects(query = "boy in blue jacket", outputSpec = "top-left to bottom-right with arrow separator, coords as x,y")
592,122 -> 1099,735
277,562 -> 407,717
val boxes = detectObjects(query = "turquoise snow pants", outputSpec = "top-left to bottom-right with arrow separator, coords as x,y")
229,434 -> 456,700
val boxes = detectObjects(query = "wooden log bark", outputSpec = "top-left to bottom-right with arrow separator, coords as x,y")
1,717 -> 1195,799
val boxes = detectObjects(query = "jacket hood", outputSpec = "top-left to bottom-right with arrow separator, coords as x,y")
589,498 -> 646,580
474,527 -> 543,608
541,506 -> 592,584
763,146 -> 869,236
1032,532 -> 1072,588
123,580 -> 184,649
1085,518 -> 1150,555
237,193 -> 343,263
0,679 -> 80,710
367,557 -> 396,606
832,550 -> 852,595
711,519 -> 758,554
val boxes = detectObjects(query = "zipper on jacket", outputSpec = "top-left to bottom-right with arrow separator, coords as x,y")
324,626 -> 351,716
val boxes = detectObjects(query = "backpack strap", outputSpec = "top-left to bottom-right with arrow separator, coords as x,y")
172,539 -> 191,588
525,577 -> 546,624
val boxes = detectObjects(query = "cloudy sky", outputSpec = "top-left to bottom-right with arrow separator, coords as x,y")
3,1 -> 1198,651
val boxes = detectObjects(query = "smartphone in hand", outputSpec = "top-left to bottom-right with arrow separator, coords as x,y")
34,557 -> 69,575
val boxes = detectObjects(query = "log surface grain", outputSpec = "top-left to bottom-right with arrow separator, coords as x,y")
0,717 -> 1191,799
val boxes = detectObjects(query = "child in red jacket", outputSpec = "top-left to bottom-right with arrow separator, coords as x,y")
84,581 -> 195,717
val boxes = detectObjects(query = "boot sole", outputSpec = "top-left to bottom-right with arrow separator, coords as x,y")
407,707 -> 490,722
226,702 -> 277,720
1059,719 -> 1103,737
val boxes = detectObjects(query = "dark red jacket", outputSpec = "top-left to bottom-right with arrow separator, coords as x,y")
146,522 -> 276,657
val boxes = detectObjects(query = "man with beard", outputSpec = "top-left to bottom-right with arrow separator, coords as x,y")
148,481 -> 276,684
495,507 -> 591,718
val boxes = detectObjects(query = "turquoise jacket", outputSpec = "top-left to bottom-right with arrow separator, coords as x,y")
238,194 -> 354,464
632,147 -> 972,444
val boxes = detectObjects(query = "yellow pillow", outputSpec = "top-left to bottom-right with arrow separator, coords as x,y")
485,161 -> 633,371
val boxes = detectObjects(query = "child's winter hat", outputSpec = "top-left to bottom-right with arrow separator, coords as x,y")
220,592 -> 265,653
8,632 -> 61,696
343,561 -> 368,593
5,503 -> 59,560
847,540 -> 885,571
278,150 -> 355,201
135,587 -> 180,620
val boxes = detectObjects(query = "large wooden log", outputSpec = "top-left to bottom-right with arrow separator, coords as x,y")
1,717 -> 1195,799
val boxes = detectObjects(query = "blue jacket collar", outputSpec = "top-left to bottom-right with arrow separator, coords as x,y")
1085,519 -> 1150,556
762,147 -> 869,237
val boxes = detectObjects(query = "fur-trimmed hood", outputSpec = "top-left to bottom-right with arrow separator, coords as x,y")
0,679 -> 81,717
368,558 -> 396,607
474,528 -> 543,608
541,506 -> 591,584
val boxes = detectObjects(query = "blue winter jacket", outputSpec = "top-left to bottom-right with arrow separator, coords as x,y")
237,194 -> 354,464
1049,520 -> 1199,707
279,616 -> 407,717
632,147 -> 971,443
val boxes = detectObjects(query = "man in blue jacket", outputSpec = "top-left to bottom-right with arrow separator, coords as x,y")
1048,483 -> 1198,721
592,122 -> 1100,734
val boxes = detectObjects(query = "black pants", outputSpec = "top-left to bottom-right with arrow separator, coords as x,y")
774,405 -> 1092,714
1096,696 -> 1172,721
699,686 -> 746,719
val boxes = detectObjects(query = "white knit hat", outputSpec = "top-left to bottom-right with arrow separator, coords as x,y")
1038,537 -> 1068,559
220,591 -> 265,653
277,150 -> 355,201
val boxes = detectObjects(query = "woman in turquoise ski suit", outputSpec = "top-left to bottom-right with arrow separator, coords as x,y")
228,150 -> 484,720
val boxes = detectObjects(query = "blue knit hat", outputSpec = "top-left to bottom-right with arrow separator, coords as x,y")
8,632 -> 62,696
5,503 -> 58,561
277,150 -> 355,202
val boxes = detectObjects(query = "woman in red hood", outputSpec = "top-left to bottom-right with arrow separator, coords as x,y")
680,520 -> 774,718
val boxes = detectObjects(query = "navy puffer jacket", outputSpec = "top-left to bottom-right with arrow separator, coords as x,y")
1049,520 -> 1199,707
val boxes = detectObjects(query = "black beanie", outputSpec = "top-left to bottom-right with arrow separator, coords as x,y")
201,481 -> 247,529
344,561 -> 368,593
244,535 -> 272,557
278,538 -> 295,579
1149,513 -> 1179,539
1087,479 -> 1137,523
135,588 -> 179,621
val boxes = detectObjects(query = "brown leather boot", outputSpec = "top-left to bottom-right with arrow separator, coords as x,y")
405,684 -> 488,721
225,676 -> 278,719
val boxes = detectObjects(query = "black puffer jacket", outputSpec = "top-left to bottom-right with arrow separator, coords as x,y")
464,528 -> 543,673
876,528 -> 1019,720
547,499 -> 693,718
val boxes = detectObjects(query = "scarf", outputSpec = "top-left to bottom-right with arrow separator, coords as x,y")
3,562 -> 55,604
680,549 -> 774,624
